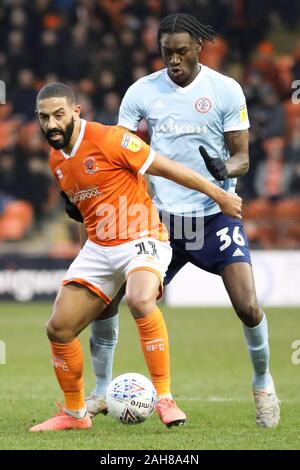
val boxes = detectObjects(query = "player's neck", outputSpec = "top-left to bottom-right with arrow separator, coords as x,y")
184,65 -> 201,87
170,64 -> 201,88
63,118 -> 81,155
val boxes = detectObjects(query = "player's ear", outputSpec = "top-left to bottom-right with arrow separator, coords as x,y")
196,39 -> 202,52
73,104 -> 81,120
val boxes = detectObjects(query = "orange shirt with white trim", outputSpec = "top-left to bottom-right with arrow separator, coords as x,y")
49,120 -> 168,246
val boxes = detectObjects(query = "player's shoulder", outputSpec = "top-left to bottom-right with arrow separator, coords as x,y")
81,121 -> 119,153
107,125 -> 147,151
98,125 -> 146,158
95,123 -> 129,148
202,65 -> 242,91
85,120 -> 107,139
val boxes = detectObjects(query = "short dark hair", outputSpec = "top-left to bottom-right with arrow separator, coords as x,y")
158,13 -> 216,49
36,82 -> 76,106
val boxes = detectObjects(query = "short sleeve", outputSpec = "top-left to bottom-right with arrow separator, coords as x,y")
118,82 -> 145,131
108,128 -> 155,175
223,79 -> 250,132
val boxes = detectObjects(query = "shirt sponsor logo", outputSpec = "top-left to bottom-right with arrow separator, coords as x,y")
121,133 -> 143,152
69,186 -> 102,202
83,155 -> 99,174
155,118 -> 207,135
195,97 -> 212,113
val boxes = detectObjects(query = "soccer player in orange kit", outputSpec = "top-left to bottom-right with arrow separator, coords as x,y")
30,82 -> 241,431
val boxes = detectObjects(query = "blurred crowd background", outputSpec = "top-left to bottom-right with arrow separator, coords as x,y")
1,0 -> 300,255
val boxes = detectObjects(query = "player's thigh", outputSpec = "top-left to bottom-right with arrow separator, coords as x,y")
126,270 -> 161,305
164,242 -> 187,286
124,238 -> 172,315
160,212 -> 190,284
63,239 -> 125,306
99,283 -> 126,320
50,283 -> 107,337
189,213 -> 252,274
122,238 -> 172,285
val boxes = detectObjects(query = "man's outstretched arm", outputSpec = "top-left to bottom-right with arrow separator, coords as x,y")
146,153 -> 242,219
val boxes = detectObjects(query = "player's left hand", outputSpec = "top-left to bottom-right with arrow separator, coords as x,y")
217,190 -> 242,219
199,146 -> 228,181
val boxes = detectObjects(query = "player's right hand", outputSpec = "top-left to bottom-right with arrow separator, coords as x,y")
217,190 -> 242,219
60,191 -> 84,223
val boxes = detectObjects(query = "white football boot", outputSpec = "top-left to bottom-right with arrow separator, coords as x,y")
253,378 -> 280,428
85,394 -> 108,418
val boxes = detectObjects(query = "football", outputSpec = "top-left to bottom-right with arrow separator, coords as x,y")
106,373 -> 157,424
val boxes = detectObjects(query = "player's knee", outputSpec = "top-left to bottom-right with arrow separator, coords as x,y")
46,319 -> 75,343
237,303 -> 262,327
126,292 -> 156,318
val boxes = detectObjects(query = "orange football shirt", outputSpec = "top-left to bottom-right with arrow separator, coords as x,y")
49,120 -> 168,246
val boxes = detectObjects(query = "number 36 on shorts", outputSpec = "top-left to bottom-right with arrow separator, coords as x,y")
216,226 -> 245,252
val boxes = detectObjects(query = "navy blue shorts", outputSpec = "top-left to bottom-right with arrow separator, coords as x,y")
160,212 -> 252,285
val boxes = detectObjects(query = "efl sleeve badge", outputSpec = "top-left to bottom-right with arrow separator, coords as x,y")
121,133 -> 143,152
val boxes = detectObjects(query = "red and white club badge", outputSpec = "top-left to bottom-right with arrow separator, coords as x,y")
195,97 -> 212,113
55,168 -> 63,181
83,156 -> 99,174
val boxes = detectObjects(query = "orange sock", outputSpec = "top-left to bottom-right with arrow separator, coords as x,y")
135,307 -> 170,396
50,338 -> 85,411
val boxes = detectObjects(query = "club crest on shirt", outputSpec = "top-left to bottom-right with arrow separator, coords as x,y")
55,168 -> 63,181
195,97 -> 212,113
83,156 -> 99,174
121,133 -> 142,152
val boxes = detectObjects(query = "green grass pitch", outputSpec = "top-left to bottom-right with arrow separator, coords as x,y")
0,302 -> 299,450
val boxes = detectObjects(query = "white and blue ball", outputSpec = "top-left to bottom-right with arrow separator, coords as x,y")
106,373 -> 157,424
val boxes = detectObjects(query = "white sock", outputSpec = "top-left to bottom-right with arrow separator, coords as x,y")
157,394 -> 172,400
90,315 -> 119,397
243,313 -> 272,390
65,407 -> 87,419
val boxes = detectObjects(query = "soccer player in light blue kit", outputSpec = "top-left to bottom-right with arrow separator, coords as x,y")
87,13 -> 280,428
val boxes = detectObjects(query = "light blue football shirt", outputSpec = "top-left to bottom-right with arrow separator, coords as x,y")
118,65 -> 250,216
